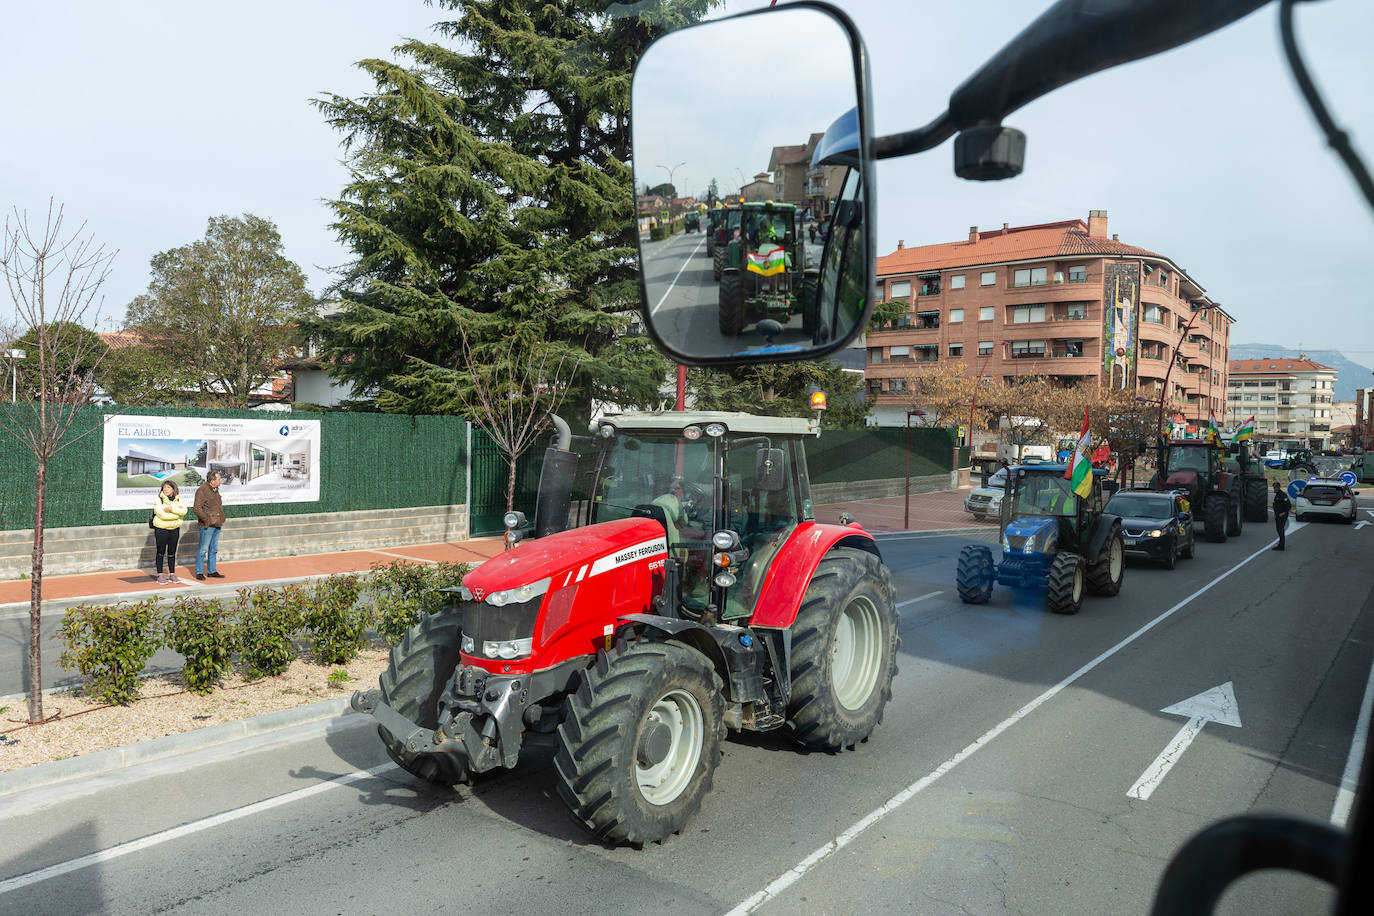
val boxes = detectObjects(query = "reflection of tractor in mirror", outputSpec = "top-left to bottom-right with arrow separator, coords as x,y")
351,412 -> 899,846
1150,439 -> 1248,543
718,202 -> 819,337
955,464 -> 1125,615
684,209 -> 701,233
711,204 -> 742,280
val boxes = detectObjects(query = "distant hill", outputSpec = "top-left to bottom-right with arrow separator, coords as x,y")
1229,344 -> 1373,403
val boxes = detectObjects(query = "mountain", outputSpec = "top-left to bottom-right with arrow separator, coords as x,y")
1228,344 -> 1374,403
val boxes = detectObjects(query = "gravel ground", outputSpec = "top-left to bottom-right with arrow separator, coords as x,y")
0,647 -> 390,774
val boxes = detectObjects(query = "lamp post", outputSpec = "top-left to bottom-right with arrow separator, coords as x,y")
1156,302 -> 1218,447
4,349 -> 24,401
657,162 -> 686,215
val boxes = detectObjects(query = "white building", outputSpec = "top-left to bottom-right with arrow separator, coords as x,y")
1226,356 -> 1337,449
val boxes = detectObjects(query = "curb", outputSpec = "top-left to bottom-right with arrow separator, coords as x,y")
0,572 -> 344,621
0,696 -> 357,800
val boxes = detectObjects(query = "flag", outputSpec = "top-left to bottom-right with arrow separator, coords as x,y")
1234,415 -> 1255,442
1064,407 -> 1092,499
746,245 -> 787,277
1205,410 -> 1222,447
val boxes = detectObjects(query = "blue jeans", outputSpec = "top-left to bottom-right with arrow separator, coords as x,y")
196,525 -> 221,575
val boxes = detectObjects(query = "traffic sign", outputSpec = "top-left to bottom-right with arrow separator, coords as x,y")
1339,470 -> 1357,487
1287,480 -> 1306,500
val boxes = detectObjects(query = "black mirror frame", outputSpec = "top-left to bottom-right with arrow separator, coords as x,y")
629,0 -> 877,368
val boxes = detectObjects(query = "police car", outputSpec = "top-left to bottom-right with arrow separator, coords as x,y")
1293,478 -> 1360,523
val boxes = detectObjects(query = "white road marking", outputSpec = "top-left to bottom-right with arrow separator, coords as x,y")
1127,682 -> 1243,800
1332,650 -> 1374,827
725,537 -> 1291,915
0,764 -> 397,896
648,234 -> 706,315
896,590 -> 942,610
1355,520 -> 1369,530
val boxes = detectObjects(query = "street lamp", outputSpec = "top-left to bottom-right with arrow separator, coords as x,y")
4,349 -> 24,401
1156,302 -> 1218,447
657,162 -> 686,215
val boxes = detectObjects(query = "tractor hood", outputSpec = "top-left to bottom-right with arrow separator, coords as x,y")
462,517 -> 667,599
1002,515 -> 1059,555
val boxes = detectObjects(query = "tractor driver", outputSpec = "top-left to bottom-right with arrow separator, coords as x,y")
1033,477 -> 1078,516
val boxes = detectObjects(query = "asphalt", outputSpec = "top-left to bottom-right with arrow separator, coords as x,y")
0,487 -> 983,801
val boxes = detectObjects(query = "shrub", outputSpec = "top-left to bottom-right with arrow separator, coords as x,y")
370,560 -> 470,645
649,225 -> 668,241
57,600 -> 160,705
163,595 -> 235,694
304,573 -> 369,665
234,585 -> 301,678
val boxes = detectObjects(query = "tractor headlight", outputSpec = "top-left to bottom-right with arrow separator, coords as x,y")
714,572 -> 737,588
683,424 -> 702,440
482,638 -> 533,660
503,510 -> 526,530
704,423 -> 726,438
1001,534 -> 1011,552
461,634 -> 475,654
1146,529 -> 1164,538
712,530 -> 741,550
485,577 -> 551,607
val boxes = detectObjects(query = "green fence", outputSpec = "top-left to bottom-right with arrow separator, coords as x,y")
0,406 -> 468,531
805,427 -> 958,484
468,430 -> 547,536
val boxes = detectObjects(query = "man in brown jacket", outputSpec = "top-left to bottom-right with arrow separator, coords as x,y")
193,470 -> 226,580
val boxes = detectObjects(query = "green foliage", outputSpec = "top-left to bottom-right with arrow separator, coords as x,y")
96,343 -> 199,406
163,596 -> 235,694
57,600 -> 160,705
303,574 -> 369,665
124,214 -> 315,409
10,322 -> 109,401
234,586 -> 302,679
690,359 -> 872,428
327,668 -> 353,687
370,560 -> 470,646
649,225 -> 669,241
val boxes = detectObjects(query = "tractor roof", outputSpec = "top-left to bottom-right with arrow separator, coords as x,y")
597,411 -> 819,438
1012,463 -> 1109,476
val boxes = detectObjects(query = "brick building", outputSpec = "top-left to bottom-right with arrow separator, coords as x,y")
1226,356 -> 1338,450
867,210 -> 1234,429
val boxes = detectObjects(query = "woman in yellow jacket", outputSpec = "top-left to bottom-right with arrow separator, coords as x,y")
152,480 -> 189,584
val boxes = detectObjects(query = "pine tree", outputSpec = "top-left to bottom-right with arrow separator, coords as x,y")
690,360 -> 873,429
310,0 -> 719,423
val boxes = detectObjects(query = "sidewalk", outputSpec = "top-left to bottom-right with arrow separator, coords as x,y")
813,487 -> 988,534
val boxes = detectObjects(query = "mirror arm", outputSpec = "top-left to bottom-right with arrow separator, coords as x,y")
874,110 -> 956,160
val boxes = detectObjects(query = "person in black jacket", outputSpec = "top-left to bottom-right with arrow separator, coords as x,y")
1271,481 -> 1292,550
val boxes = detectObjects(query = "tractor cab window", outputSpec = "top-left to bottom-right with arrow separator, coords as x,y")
1012,473 -> 1077,518
723,436 -> 802,620
1166,447 -> 1209,475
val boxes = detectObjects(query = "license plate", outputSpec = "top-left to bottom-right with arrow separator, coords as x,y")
1123,537 -> 1138,545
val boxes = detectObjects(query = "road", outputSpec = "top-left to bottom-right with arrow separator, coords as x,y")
3,500 -> 1372,914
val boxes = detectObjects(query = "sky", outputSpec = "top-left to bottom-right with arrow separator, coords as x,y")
1,0 -> 1370,356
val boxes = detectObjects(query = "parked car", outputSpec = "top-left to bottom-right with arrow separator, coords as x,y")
1103,489 -> 1195,569
1294,478 -> 1360,523
964,467 -> 1008,521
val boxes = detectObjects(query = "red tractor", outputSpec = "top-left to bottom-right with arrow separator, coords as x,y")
351,411 -> 899,845
1151,439 -> 1256,542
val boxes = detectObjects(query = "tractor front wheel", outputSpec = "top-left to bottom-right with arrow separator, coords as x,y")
1046,552 -> 1085,615
719,273 -> 744,337
788,548 -> 899,751
1243,477 -> 1268,523
956,544 -> 994,604
1203,493 -> 1228,543
1087,527 -> 1125,596
377,610 -> 469,785
554,642 -> 725,847
1225,491 -> 1243,537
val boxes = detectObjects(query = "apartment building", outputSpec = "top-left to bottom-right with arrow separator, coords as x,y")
1226,356 -> 1338,450
867,210 -> 1234,428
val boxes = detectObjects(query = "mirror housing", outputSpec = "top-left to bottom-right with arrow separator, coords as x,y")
755,448 -> 786,493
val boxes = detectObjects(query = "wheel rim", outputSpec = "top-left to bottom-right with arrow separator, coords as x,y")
635,688 -> 704,806
1110,537 -> 1122,580
831,595 -> 884,711
1072,563 -> 1084,603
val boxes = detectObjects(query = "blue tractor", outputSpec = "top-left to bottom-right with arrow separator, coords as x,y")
955,464 -> 1125,615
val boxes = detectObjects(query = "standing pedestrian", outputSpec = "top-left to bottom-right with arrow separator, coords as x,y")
808,222 -> 817,244
151,480 -> 188,584
193,470 -> 227,580
1271,481 -> 1291,550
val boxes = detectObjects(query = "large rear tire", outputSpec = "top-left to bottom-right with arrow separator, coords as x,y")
800,272 -> 819,337
1225,491 -> 1243,537
956,544 -> 994,604
712,246 -> 725,282
788,548 -> 899,751
1243,477 -> 1268,523
1046,552 -> 1085,615
718,272 -> 743,336
1087,527 -> 1124,596
1203,493 -> 1228,543
377,610 -> 468,785
554,642 -> 725,847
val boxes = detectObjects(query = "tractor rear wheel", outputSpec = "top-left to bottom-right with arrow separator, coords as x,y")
956,544 -> 994,604
1046,552 -> 1085,615
1203,493 -> 1228,543
719,273 -> 744,336
553,642 -> 725,847
377,610 -> 469,785
1243,477 -> 1268,523
1087,527 -> 1124,596
800,272 -> 819,337
1225,491 -> 1243,537
788,548 -> 899,751
712,247 -> 724,281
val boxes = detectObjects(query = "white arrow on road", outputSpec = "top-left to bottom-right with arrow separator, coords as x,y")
1128,682 -> 1242,800
1357,520 -> 1370,530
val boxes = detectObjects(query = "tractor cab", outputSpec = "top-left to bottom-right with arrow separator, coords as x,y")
1158,441 -> 1219,506
1000,464 -> 1104,566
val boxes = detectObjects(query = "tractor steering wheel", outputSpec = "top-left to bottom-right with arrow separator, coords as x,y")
676,480 -> 709,521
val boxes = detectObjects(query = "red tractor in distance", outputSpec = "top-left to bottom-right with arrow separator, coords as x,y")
351,412 -> 900,846
1151,438 -> 1259,542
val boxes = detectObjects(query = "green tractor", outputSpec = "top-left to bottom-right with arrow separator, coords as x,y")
684,209 -> 701,233
717,202 -> 819,337
1223,437 -> 1273,523
710,204 -> 742,278
956,464 -> 1125,615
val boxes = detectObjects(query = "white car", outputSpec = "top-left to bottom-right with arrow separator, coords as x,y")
1294,478 -> 1360,523
964,468 -> 1008,520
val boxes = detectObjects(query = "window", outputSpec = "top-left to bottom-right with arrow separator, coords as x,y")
978,341 -> 994,357
888,279 -> 911,299
949,308 -> 964,323
889,345 -> 910,360
1012,304 -> 1046,324
1013,266 -> 1048,287
950,274 -> 966,289
867,379 -> 881,394
949,343 -> 964,357
1243,394 -> 1257,402
867,347 -> 883,364
1063,340 -> 1085,357
889,378 -> 908,393
920,278 -> 941,296
1068,265 -> 1087,283
915,311 -> 940,329
914,345 -> 939,363
979,306 -> 995,321
1011,340 -> 1045,358
1143,304 -> 1162,323
1064,304 -> 1086,320
1260,394 -> 1275,402
980,271 -> 996,287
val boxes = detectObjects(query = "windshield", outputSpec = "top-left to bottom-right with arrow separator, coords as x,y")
593,433 -> 715,524
1301,485 -> 1345,499
1010,472 -> 1076,518
1105,495 -> 1174,519
1166,446 -> 1210,474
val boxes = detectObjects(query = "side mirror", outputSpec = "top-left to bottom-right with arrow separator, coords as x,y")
630,1 -> 875,365
755,448 -> 786,492
1179,511 -> 1191,522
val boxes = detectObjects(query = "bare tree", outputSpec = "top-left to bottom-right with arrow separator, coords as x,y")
0,201 -> 115,723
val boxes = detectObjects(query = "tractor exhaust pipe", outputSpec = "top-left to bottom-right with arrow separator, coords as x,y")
534,415 -> 577,538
